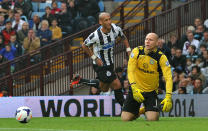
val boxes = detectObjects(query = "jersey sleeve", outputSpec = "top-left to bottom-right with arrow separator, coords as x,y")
115,25 -> 125,38
84,33 -> 96,47
128,48 -> 139,85
159,55 -> 173,94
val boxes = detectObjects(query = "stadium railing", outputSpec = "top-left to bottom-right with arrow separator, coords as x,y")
1,0 -> 207,96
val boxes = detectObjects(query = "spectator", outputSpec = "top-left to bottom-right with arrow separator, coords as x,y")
42,6 -> 56,26
199,31 -> 208,47
76,0 -> 99,22
123,79 -> 129,95
14,0 -> 32,18
167,33 -> 181,49
12,12 -> 25,31
17,22 -> 29,46
29,15 -> 41,33
193,78 -> 203,94
182,32 -> 200,55
194,17 -> 202,28
186,76 -> 194,94
74,0 -> 100,32
36,20 -> 52,47
172,48 -> 186,72
190,65 -> 206,88
9,34 -> 23,57
180,26 -> 195,50
5,9 -> 14,22
194,25 -> 205,41
2,21 -> 16,45
198,44 -> 207,58
89,86 -> 100,95
0,35 -> 4,51
23,29 -> 40,54
100,88 -> 114,96
58,2 -> 73,35
201,50 -> 208,68
170,46 -> 176,65
0,44 -> 16,61
186,45 -> 198,62
0,14 -> 5,32
23,29 -> 40,64
1,0 -> 11,12
49,19 -> 62,41
49,19 -> 63,56
158,38 -> 171,62
67,0 -> 78,19
51,1 -> 61,16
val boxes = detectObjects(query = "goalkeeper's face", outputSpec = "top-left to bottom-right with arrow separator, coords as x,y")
145,33 -> 158,51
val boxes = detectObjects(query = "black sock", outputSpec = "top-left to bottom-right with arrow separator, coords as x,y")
80,79 -> 99,89
114,88 -> 124,107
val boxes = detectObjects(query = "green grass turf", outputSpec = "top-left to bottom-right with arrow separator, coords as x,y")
0,117 -> 207,131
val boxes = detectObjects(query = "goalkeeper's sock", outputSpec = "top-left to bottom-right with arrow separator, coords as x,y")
80,79 -> 100,89
114,88 -> 125,107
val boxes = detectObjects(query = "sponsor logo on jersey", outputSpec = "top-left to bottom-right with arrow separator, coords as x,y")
131,52 -> 134,58
150,59 -> 154,65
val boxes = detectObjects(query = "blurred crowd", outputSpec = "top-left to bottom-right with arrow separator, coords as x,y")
0,0 -> 101,73
0,0 -> 102,97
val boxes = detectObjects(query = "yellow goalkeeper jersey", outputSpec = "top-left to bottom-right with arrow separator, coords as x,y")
128,46 -> 173,94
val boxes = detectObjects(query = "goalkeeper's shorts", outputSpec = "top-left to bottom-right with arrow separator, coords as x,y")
122,87 -> 160,116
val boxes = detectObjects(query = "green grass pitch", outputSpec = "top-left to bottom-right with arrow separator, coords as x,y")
0,117 -> 207,131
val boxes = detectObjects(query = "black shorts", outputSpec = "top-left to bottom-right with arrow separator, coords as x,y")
93,64 -> 117,83
122,87 -> 160,116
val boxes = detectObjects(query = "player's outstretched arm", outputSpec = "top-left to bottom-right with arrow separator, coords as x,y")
128,48 -> 144,103
159,55 -> 173,112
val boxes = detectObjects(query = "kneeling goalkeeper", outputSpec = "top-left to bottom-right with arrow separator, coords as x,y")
121,33 -> 173,121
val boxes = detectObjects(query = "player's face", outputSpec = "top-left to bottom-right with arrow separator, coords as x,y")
145,33 -> 158,51
100,15 -> 112,31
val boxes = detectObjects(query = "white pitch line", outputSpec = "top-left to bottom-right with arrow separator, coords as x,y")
0,128 -> 87,131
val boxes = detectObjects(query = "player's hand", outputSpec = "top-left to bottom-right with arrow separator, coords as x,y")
161,93 -> 172,112
96,58 -> 103,66
132,85 -> 144,103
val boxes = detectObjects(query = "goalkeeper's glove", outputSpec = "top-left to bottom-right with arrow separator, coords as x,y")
131,84 -> 144,103
161,93 -> 172,112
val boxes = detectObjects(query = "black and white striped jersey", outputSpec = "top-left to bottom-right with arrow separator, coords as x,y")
84,23 -> 125,66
